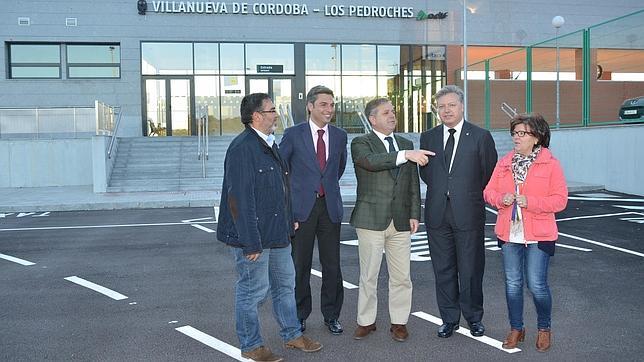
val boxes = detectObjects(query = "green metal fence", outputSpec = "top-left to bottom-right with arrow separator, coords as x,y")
458,9 -> 644,130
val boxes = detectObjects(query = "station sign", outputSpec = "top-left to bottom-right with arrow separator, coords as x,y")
137,1 -> 448,20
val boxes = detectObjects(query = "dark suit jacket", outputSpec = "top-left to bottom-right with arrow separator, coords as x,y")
419,121 -> 497,230
217,126 -> 294,255
350,132 -> 421,232
279,121 -> 347,224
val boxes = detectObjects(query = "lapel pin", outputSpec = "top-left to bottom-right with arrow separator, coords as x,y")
466,132 -> 470,136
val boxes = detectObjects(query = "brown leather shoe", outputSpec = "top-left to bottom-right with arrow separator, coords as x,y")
536,329 -> 551,352
241,346 -> 283,362
390,324 -> 409,342
284,335 -> 322,353
353,323 -> 377,340
502,329 -> 525,349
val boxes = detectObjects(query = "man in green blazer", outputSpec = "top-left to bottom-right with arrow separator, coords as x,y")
350,98 -> 434,342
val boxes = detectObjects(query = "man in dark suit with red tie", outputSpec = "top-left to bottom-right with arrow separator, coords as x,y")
279,85 -> 347,335
419,85 -> 497,339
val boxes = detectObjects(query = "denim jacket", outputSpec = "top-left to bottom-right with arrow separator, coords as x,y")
217,126 -> 295,255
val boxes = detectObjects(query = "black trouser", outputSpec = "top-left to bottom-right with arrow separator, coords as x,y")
427,199 -> 485,324
292,197 -> 343,321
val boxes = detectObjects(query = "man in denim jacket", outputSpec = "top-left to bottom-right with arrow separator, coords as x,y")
217,93 -> 323,362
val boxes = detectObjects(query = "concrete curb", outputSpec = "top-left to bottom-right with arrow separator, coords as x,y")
0,182 -> 603,212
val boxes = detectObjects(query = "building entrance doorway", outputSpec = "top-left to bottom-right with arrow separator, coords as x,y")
247,77 -> 294,132
143,77 -> 193,136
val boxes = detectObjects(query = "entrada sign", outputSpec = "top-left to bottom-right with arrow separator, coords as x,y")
137,1 -> 448,20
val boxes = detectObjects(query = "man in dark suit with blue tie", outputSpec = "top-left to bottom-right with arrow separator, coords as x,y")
420,85 -> 497,339
279,85 -> 347,335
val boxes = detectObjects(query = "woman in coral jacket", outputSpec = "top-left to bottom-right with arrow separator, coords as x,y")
484,113 -> 567,353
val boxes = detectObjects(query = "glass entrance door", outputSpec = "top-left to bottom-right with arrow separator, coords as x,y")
247,77 -> 293,133
144,77 -> 193,136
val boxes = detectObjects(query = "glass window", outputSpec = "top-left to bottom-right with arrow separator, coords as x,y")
195,43 -> 219,74
341,76 -> 377,131
9,44 -> 61,78
220,75 -> 246,134
69,67 -> 120,78
142,42 -> 192,75
246,43 -> 294,75
67,44 -> 120,78
195,76 -> 221,135
306,44 -> 341,75
305,75 -> 342,122
378,46 -> 401,75
220,43 -> 245,74
342,45 -> 377,75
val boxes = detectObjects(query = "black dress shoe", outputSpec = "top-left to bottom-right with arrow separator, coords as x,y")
324,319 -> 343,335
468,321 -> 485,337
299,319 -> 306,332
437,322 -> 460,338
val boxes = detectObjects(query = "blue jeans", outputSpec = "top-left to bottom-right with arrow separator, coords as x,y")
501,243 -> 552,330
232,245 -> 302,352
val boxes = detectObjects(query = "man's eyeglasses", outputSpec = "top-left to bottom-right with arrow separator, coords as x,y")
510,130 -> 533,137
258,109 -> 277,114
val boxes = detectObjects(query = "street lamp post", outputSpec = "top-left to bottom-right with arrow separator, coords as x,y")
552,16 -> 565,128
463,1 -> 468,119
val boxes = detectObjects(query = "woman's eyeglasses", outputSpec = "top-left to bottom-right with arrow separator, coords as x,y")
510,130 -> 533,137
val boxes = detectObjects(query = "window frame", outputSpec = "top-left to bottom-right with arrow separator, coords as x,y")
66,43 -> 121,79
8,42 -> 62,79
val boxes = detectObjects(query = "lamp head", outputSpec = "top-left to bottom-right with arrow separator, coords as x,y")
552,16 -> 565,28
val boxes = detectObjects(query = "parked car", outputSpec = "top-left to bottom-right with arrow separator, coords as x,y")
619,96 -> 644,121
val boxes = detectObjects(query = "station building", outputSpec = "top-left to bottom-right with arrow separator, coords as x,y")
2,0 -> 642,136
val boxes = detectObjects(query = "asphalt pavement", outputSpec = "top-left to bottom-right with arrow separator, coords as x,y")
1,191 -> 643,361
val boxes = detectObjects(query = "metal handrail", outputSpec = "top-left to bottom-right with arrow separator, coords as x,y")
107,106 -> 122,159
286,103 -> 295,127
355,104 -> 372,133
278,104 -> 289,131
430,104 -> 440,125
197,106 -> 209,177
501,102 -> 518,119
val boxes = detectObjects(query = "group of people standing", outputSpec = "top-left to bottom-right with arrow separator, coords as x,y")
217,84 -> 567,362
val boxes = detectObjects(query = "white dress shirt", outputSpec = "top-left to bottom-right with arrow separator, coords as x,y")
372,129 -> 407,166
309,120 -> 329,161
252,126 -> 274,147
443,119 -> 464,172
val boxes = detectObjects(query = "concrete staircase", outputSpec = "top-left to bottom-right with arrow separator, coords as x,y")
107,131 -> 511,193
108,137 -> 232,192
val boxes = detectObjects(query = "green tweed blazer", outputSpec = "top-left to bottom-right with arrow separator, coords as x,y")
350,132 -> 421,232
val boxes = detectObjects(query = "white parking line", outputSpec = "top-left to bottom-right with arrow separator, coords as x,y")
569,196 -> 644,202
311,268 -> 358,289
556,212 -> 637,222
558,232 -> 644,257
190,224 -> 216,233
0,221 -> 217,232
175,325 -> 251,361
64,276 -> 128,300
0,222 -> 190,232
412,311 -> 521,353
0,253 -> 36,266
556,243 -> 592,252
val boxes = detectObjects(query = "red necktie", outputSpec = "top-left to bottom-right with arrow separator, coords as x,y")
317,129 -> 326,196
